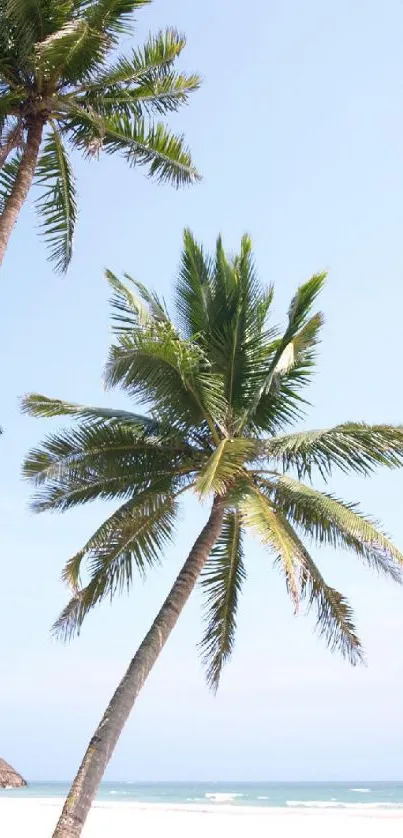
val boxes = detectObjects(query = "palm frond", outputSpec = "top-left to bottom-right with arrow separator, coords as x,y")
199,510 -> 245,690
0,150 -> 22,212
250,369 -> 311,435
21,392 -> 159,432
4,0 -> 73,42
101,116 -> 200,187
273,312 -> 323,375
259,474 -> 403,582
67,109 -> 200,186
175,228 -> 213,338
211,235 -> 277,412
85,0 -> 149,40
0,93 -> 25,121
82,72 -> 201,120
195,438 -> 257,497
53,489 -> 179,640
275,514 -> 364,664
0,117 -> 24,168
266,423 -> 403,479
105,322 -> 227,433
106,269 -> 168,330
239,486 -> 301,607
23,421 -> 198,511
245,274 -> 326,425
88,28 -> 187,87
35,124 -> 77,272
34,18 -> 106,84
286,273 -> 326,333
60,483 -> 178,589
175,231 -> 276,418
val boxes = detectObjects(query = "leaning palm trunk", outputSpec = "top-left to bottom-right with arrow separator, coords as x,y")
52,497 -> 225,838
0,117 -> 44,268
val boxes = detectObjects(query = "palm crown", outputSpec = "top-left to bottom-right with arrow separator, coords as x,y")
23,231 -> 403,689
0,0 -> 200,271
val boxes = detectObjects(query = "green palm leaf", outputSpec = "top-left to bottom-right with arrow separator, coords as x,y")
61,480 -> 180,590
0,150 -> 22,212
65,108 -> 200,186
4,0 -> 73,42
245,274 -> 326,426
100,116 -> 200,186
105,320 -> 227,433
265,423 -> 403,479
34,19 -> 106,84
196,438 -> 257,497
0,92 -> 25,120
23,420 -> 198,511
239,486 -> 301,607
259,474 -> 403,582
199,510 -> 245,689
21,392 -> 159,432
106,268 -> 168,329
86,0 -> 149,40
53,489 -> 178,640
90,28 -> 188,87
274,514 -> 364,664
35,124 -> 77,272
175,228 -> 214,338
83,72 -> 201,120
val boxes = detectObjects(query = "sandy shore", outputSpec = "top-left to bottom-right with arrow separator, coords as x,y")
1,798 -> 403,837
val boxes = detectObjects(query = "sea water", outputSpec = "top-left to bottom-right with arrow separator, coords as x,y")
1,781 -> 403,810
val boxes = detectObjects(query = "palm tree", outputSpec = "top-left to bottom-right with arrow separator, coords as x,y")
22,231 -> 403,837
0,1 -> 200,272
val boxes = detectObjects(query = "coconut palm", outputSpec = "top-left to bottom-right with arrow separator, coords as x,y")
0,0 -> 200,271
22,231 -> 403,837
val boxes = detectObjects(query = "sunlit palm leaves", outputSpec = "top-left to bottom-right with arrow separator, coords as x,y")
23,230 -> 403,690
0,0 -> 200,270
264,424 -> 403,478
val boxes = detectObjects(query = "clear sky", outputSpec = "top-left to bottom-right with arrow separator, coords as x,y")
1,0 -> 403,783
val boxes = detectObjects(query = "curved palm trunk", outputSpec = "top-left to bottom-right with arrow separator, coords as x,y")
52,496 -> 225,838
0,117 -> 44,269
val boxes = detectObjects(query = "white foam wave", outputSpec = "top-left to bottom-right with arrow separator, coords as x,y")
205,793 -> 243,803
286,800 -> 403,810
350,788 -> 371,793
257,796 -> 269,800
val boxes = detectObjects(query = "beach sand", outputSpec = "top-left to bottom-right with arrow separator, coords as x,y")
1,798 -> 403,837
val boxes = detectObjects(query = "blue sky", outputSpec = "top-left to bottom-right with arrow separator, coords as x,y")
1,0 -> 403,782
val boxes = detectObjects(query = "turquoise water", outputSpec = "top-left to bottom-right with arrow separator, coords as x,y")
1,781 -> 403,809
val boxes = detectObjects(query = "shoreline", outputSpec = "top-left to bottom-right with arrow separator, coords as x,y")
1,795 -> 403,815
1,796 -> 403,838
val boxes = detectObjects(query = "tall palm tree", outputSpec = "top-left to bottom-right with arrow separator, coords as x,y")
0,0 -> 200,271
23,231 -> 403,837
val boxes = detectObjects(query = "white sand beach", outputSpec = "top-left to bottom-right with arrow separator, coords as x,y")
1,798 -> 402,838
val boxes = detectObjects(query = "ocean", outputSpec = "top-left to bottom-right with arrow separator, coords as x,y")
2,780 -> 403,811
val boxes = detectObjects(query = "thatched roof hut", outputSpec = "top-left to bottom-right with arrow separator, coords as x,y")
0,758 -> 27,788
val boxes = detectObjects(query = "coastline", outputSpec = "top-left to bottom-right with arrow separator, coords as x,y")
1,798 -> 403,838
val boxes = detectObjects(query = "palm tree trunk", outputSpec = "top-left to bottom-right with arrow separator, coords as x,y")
0,117 -> 44,269
52,495 -> 225,838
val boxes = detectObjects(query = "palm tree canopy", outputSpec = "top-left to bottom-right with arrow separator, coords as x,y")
0,0 -> 200,270
22,231 -> 403,689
